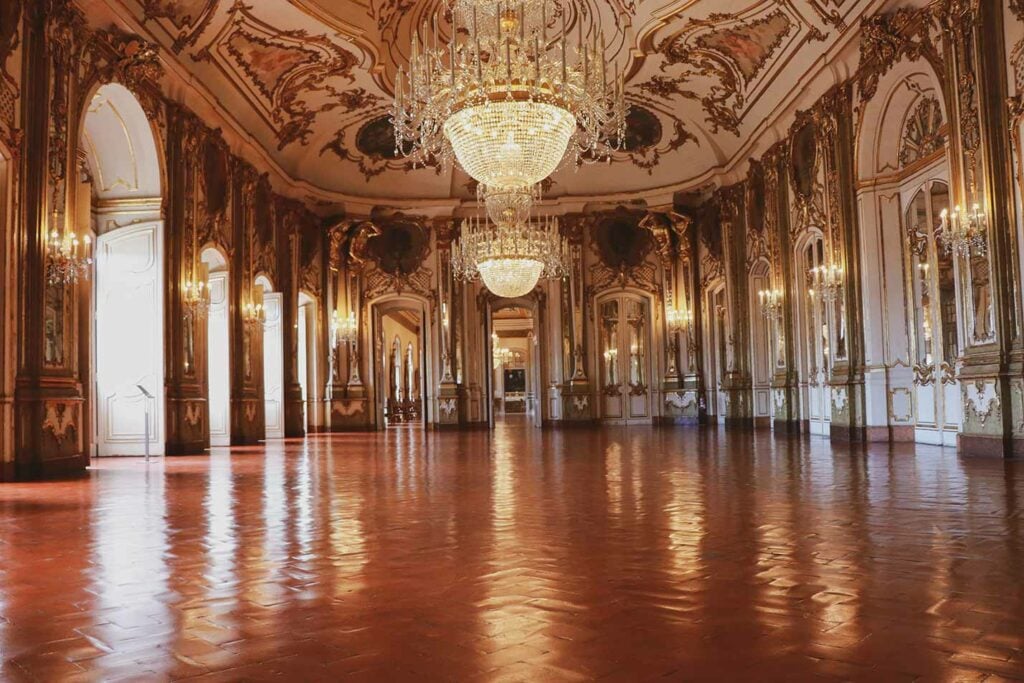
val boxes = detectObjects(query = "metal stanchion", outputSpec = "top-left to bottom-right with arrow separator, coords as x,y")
137,384 -> 154,462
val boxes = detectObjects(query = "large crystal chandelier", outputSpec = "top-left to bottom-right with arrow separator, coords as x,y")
390,0 -> 627,185
452,186 -> 567,298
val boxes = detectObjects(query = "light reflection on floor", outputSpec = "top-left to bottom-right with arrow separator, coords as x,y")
0,426 -> 1022,680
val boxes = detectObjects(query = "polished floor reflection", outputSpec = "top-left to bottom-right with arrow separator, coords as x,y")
1,426 -> 1023,681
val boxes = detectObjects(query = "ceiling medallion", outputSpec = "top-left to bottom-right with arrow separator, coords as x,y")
390,0 -> 626,189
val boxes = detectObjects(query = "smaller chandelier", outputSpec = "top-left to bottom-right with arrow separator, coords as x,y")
757,289 -> 784,321
183,263 -> 210,321
480,183 -> 537,226
809,264 -> 842,303
46,210 -> 92,286
940,203 -> 988,258
452,205 -> 567,299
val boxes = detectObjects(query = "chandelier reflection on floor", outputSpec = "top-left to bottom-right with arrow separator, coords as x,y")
390,0 -> 627,186
451,185 -> 567,298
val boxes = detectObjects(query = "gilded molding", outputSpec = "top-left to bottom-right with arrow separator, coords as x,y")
855,7 -> 943,103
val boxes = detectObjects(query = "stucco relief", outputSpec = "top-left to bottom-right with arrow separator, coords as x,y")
141,0 -> 219,53
647,6 -> 797,136
888,387 -> 914,423
194,1 -> 361,149
964,380 -> 1000,428
899,95 -> 944,167
586,209 -> 660,296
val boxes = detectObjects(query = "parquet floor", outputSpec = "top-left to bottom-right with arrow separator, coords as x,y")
1,423 -> 1023,681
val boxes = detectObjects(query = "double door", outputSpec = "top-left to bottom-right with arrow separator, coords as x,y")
598,294 -> 652,424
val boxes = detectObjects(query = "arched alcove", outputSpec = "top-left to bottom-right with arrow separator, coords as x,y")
855,57 -> 959,445
81,83 -> 165,456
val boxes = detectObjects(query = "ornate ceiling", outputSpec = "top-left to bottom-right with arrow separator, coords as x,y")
107,0 -> 879,212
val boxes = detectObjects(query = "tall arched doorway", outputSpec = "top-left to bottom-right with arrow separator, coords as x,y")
257,274 -> 284,439
370,297 -> 429,429
486,305 -> 541,428
203,248 -> 230,447
855,64 -> 961,445
81,83 -> 164,456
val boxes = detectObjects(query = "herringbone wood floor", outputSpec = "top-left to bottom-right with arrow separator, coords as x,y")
1,423 -> 1023,681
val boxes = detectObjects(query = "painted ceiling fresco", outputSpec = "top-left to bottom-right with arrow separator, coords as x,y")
121,0 -> 874,210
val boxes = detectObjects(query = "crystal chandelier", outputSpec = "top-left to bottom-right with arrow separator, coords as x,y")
452,187 -> 567,298
809,264 -> 842,303
182,263 -> 210,321
45,209 -> 93,286
757,289 -> 783,321
939,203 -> 988,258
390,0 -> 627,187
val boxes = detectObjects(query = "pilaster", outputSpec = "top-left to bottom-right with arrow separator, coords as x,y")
765,142 -> 802,434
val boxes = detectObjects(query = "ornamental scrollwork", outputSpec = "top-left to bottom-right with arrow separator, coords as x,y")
900,96 -> 945,167
856,7 -> 943,104
913,363 -> 936,386
964,379 -> 1000,426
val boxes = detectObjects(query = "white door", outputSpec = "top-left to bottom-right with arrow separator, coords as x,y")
802,239 -> 831,436
263,291 -> 284,439
95,222 -> 164,456
597,294 -> 652,424
207,271 -> 231,446
297,303 -> 309,429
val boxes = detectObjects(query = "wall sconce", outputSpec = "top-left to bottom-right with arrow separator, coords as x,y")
243,285 -> 265,330
183,262 -> 210,321
332,309 -> 357,348
665,306 -> 687,335
809,264 -> 842,303
940,202 -> 988,258
757,289 -> 784,321
45,209 -> 92,286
